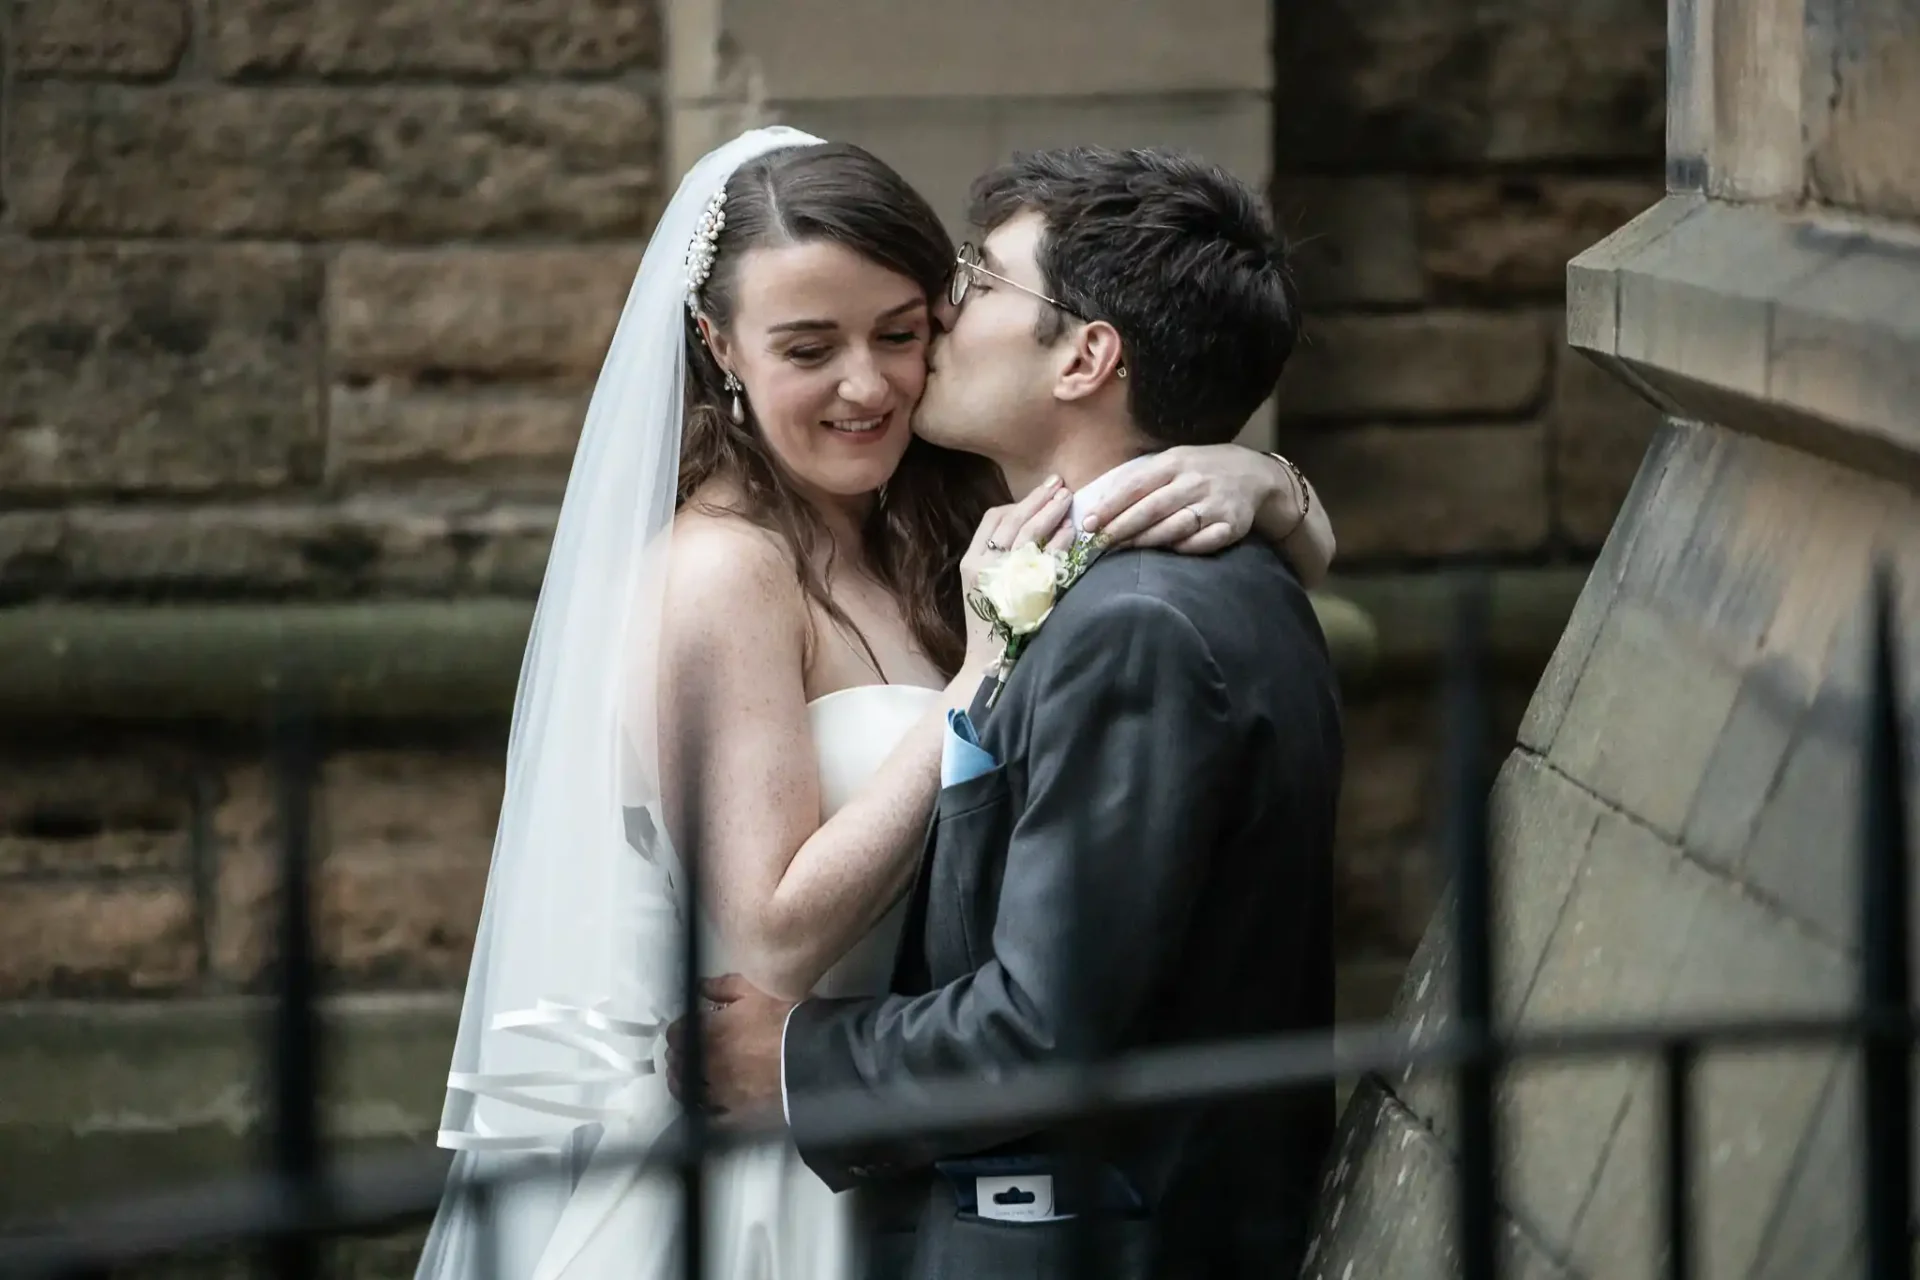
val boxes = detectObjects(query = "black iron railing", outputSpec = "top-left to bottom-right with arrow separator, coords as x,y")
1,566 -> 1912,1279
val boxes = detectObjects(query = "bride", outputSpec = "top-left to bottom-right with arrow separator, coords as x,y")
415,127 -> 1336,1280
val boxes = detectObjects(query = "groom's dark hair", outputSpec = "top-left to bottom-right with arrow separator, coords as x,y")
967,146 -> 1300,447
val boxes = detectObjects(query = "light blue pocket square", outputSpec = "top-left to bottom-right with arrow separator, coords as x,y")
941,709 -> 998,787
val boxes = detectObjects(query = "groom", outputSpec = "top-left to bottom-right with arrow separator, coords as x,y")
685,146 -> 1342,1279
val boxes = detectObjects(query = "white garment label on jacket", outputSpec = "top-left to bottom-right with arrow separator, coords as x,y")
976,1174 -> 1055,1222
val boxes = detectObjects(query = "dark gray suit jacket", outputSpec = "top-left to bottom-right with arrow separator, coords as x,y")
783,540 -> 1343,1280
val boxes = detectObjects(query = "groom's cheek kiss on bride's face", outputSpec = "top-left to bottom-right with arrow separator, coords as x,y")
914,213 -> 1066,468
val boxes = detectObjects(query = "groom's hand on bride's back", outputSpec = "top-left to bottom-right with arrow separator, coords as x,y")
664,974 -> 796,1119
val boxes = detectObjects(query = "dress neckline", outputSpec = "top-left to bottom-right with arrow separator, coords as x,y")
805,682 -> 943,712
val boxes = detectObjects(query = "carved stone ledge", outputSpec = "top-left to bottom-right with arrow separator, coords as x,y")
1568,194 -> 1920,486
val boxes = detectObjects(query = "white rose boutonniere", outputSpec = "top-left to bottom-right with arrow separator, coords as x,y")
978,543 -> 1062,634
968,531 -> 1105,707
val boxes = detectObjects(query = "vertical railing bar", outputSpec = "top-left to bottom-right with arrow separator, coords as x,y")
1662,1040 -> 1696,1280
1447,569 -> 1500,1280
1860,560 -> 1912,1280
268,705 -> 322,1280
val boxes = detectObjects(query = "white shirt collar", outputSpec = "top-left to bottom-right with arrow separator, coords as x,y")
1067,454 -> 1159,533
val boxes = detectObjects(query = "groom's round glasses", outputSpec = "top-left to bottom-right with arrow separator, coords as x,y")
950,242 -> 1086,319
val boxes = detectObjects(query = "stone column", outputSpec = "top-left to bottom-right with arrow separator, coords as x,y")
1305,0 -> 1920,1276
659,0 -> 1277,444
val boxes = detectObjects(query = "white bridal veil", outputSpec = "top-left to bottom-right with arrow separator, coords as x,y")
416,125 -> 828,1280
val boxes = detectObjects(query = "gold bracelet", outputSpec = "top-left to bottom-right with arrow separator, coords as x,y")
1267,452 -> 1311,538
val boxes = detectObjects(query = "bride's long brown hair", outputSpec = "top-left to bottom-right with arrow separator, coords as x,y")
678,142 -> 1008,678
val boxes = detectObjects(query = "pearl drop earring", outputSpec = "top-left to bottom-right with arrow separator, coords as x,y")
724,371 -> 745,424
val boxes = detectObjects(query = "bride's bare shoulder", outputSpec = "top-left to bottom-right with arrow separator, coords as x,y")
664,504 -> 804,643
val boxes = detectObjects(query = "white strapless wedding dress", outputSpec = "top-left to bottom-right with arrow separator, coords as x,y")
522,683 -> 939,1280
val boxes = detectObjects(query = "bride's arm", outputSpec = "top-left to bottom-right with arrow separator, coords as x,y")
658,521 -> 981,1004
1081,446 -> 1336,587
660,474 -> 1068,1003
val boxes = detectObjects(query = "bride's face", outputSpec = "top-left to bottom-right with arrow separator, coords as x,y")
707,240 -> 931,505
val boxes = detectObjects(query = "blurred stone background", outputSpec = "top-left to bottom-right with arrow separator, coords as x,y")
0,0 -> 1668,1223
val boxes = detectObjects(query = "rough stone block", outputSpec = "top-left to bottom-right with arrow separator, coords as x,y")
0,500 -> 560,597
1391,756 -> 1604,1144
1748,1059 -> 1863,1280
1614,424 -> 1896,674
0,504 -> 455,597
1767,237 -> 1920,455
1513,592 -> 1605,760
1320,667 -> 1528,955
1740,685 -> 1865,949
1282,311 -> 1550,421
1549,338 -> 1668,551
1803,0 -> 1920,221
0,997 -> 458,1220
212,752 -> 501,986
448,505 -> 560,594
9,85 -> 661,239
1612,202 -> 1833,408
1565,194 -> 1707,357
1488,756 -> 1605,1021
1594,1044 -> 1847,1280
1420,175 -> 1663,299
1286,424 -> 1550,561
1698,0 -> 1806,203
1273,0 -> 1665,166
1517,420 -> 1687,756
1680,658 -> 1810,873
1501,810 -> 1706,1244
209,0 -> 660,78
11,0 -> 189,77
1653,886 -> 1848,1279
328,247 -> 640,383
1305,1078 -> 1572,1280
718,0 -> 1269,99
0,882 -> 199,998
1550,599 -> 1741,840
1280,177 -> 1425,308
779,94 -> 1268,244
1560,1066 -> 1665,1276
1338,691 -> 1440,853
1573,1030 -> 1840,1275
0,244 -> 323,495
1303,1078 -> 1457,1280
0,749 -> 194,879
328,387 -> 588,487
1333,689 -> 1442,954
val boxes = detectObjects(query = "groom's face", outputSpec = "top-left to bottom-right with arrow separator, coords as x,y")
913,212 -> 1063,463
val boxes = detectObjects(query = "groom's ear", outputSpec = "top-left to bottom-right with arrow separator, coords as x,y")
1054,320 -> 1127,403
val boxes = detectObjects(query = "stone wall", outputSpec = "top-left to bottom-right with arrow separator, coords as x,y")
1269,0 -> 1673,956
0,0 -> 665,1006
1,0 -> 663,592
